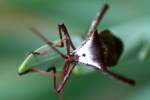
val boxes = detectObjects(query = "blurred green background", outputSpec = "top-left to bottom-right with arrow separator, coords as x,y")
0,0 -> 150,100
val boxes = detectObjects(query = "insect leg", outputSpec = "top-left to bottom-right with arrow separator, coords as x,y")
57,24 -> 65,47
26,39 -> 66,57
26,48 -> 51,56
47,66 -> 57,92
58,23 -> 76,50
57,61 -> 71,100
58,23 -> 76,57
100,69 -> 136,86
19,68 -> 49,76
26,67 -> 58,92
30,27 -> 67,58
57,63 -> 76,93
88,3 -> 109,37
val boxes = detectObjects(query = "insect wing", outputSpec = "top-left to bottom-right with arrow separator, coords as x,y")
98,29 -> 123,66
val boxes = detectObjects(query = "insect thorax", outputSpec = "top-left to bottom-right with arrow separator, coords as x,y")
74,32 -> 103,69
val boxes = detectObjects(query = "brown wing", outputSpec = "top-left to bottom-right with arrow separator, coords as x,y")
98,29 -> 123,66
90,30 -> 104,67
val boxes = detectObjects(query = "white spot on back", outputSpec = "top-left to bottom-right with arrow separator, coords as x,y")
74,36 -> 101,69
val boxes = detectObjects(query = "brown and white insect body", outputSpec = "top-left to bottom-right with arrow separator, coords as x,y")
21,3 -> 135,100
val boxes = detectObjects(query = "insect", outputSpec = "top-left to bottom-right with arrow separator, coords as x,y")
18,3 -> 135,100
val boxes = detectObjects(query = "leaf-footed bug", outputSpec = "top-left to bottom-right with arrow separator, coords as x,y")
19,3 -> 136,100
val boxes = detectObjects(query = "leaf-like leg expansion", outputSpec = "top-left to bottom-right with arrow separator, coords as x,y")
99,69 -> 136,86
58,23 -> 76,50
30,27 -> 67,58
88,3 -> 109,37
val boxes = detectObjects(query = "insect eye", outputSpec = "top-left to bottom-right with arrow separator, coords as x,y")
82,53 -> 86,57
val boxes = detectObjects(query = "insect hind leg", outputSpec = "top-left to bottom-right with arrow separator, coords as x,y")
100,69 -> 136,86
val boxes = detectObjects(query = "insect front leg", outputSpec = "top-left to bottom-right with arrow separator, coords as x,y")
30,27 -> 67,58
26,39 -> 65,57
58,23 -> 76,50
56,61 -> 71,100
56,25 -> 75,100
26,48 -> 51,56
57,63 -> 76,93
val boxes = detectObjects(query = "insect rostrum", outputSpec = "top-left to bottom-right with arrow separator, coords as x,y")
18,3 -> 136,100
